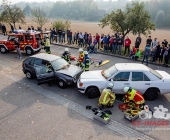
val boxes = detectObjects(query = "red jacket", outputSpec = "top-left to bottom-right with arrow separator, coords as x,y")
125,38 -> 131,47
96,35 -> 100,42
131,48 -> 137,55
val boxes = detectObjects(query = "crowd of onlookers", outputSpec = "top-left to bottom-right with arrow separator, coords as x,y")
0,23 -> 169,66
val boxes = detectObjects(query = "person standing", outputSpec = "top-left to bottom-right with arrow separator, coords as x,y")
14,37 -> 22,59
162,38 -> 168,47
88,33 -> 92,47
57,28 -> 62,43
135,35 -> 142,48
62,30 -> 65,43
84,32 -> 89,48
83,51 -> 90,71
142,44 -> 151,66
50,28 -> 54,44
19,25 -> 22,30
124,36 -> 131,55
152,38 -> 158,49
112,36 -> 117,54
73,32 -> 77,44
10,23 -> 14,33
117,35 -> 123,55
44,36 -> 51,54
163,47 -> 169,67
96,33 -> 100,49
2,24 -> 7,36
68,30 -> 73,45
146,36 -> 152,46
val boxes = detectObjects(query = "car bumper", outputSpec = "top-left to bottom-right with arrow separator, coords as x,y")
33,46 -> 42,52
77,79 -> 86,93
22,68 -> 26,74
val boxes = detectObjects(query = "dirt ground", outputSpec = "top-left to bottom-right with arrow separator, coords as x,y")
5,18 -> 170,50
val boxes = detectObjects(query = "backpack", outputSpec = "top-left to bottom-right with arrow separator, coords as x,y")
144,47 -> 150,56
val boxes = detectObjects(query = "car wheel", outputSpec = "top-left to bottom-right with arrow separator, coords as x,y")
0,46 -> 7,53
144,88 -> 158,101
86,87 -> 100,99
26,71 -> 32,79
58,80 -> 67,89
26,48 -> 34,55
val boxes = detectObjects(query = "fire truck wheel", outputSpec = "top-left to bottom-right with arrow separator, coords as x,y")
0,46 -> 7,53
26,48 -> 34,55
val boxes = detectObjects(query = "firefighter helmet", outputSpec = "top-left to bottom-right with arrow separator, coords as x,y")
108,83 -> 114,89
64,48 -> 69,52
84,51 -> 88,55
124,87 -> 132,93
78,48 -> 83,52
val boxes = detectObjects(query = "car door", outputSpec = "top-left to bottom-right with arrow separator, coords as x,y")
109,72 -> 130,94
34,64 -> 55,85
18,35 -> 25,51
8,36 -> 15,50
130,72 -> 151,94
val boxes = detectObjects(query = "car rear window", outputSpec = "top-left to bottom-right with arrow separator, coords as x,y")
148,67 -> 162,79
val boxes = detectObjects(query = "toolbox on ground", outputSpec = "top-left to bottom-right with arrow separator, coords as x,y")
124,109 -> 140,122
93,110 -> 111,124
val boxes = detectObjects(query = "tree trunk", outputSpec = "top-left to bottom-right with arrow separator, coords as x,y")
13,22 -> 16,30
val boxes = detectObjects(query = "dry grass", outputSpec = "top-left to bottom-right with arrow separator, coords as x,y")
6,17 -> 170,50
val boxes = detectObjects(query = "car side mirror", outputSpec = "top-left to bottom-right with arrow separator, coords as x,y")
111,79 -> 113,82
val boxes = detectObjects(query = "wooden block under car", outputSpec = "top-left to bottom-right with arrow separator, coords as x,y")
93,111 -> 111,125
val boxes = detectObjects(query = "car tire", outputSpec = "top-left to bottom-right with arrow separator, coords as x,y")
26,71 -> 32,79
144,88 -> 158,101
25,47 -> 34,55
86,87 -> 100,99
0,46 -> 7,53
58,80 -> 67,89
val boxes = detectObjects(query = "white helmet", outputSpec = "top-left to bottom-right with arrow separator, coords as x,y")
124,87 -> 131,93
79,48 -> 83,52
108,83 -> 114,89
84,51 -> 88,55
64,48 -> 69,52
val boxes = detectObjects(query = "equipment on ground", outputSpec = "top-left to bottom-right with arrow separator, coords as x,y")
93,110 -> 111,124
95,60 -> 110,67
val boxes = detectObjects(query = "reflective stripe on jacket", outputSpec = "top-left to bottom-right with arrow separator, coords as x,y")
44,39 -> 50,47
99,89 -> 116,105
62,53 -> 71,63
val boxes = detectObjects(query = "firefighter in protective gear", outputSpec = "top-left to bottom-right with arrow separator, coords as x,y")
45,62 -> 52,72
62,48 -> 71,64
123,87 -> 145,109
77,48 -> 84,67
98,83 -> 116,110
83,51 -> 90,71
44,36 -> 51,54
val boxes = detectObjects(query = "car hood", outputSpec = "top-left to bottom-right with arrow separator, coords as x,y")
57,65 -> 82,77
80,70 -> 105,79
155,70 -> 170,79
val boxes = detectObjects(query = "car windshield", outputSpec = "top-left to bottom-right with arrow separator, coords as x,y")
148,67 -> 162,79
51,58 -> 68,70
101,65 -> 118,79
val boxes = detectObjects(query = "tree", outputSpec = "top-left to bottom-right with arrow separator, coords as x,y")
100,1 -> 155,38
0,0 -> 26,29
23,4 -> 32,16
31,8 -> 48,28
155,10 -> 165,28
52,20 -> 71,31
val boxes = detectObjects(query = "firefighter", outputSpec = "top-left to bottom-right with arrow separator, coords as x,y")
44,36 -> 51,54
45,62 -> 52,72
123,87 -> 145,109
83,51 -> 90,71
98,83 -> 116,110
62,48 -> 71,64
77,48 -> 84,67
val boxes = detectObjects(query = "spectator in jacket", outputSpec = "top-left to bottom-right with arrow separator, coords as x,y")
130,45 -> 137,57
2,24 -> 7,36
150,47 -> 157,62
146,36 -> 152,46
78,32 -> 84,47
135,35 -> 142,48
50,28 -> 54,44
103,35 -> 108,52
73,32 -> 77,44
159,44 -> 165,63
9,23 -> 14,33
88,33 -> 92,47
84,32 -> 89,48
57,28 -> 62,43
142,44 -> 151,66
117,35 -> 123,55
162,38 -> 168,47
112,36 -> 117,54
62,30 -> 65,43
124,36 -> 131,55
152,38 -> 158,49
163,47 -> 169,67
68,30 -> 72,45
96,33 -> 100,49
100,34 -> 104,48
155,41 -> 161,61
132,48 -> 141,61
109,36 -> 113,52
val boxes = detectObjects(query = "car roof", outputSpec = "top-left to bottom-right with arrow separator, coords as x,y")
115,63 -> 150,71
30,53 -> 61,61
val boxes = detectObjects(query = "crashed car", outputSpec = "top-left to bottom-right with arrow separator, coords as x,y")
77,63 -> 170,100
22,53 -> 83,88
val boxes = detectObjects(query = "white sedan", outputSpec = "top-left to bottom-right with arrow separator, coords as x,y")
77,63 -> 170,100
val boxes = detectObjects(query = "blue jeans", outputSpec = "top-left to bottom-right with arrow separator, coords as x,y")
50,35 -> 54,43
142,56 -> 149,65
112,44 -> 116,53
59,35 -> 62,43
118,45 -> 122,55
69,36 -> 72,44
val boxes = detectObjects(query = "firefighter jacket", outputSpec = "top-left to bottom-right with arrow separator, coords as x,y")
78,52 -> 84,63
99,89 -> 116,106
83,55 -> 90,71
44,38 -> 50,47
123,89 -> 145,105
62,52 -> 71,64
